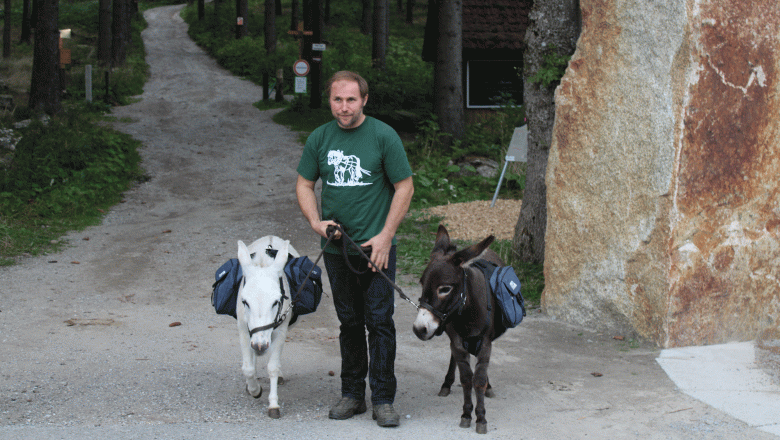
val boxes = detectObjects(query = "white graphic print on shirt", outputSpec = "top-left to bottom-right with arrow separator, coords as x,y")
326,150 -> 372,186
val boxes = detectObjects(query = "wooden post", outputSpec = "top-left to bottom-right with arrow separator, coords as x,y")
85,65 -> 93,102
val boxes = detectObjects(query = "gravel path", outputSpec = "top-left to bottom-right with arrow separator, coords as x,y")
0,5 -> 774,439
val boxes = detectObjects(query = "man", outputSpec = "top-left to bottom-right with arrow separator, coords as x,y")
296,71 -> 414,428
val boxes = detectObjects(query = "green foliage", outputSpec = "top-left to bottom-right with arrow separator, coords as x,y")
528,45 -> 572,88
0,111 -> 143,220
59,0 -> 100,34
406,102 -> 526,210
0,1 -> 148,263
253,99 -> 288,112
395,211 -> 442,277
181,1 -> 434,119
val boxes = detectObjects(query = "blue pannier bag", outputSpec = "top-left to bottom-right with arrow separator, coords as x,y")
471,259 -> 526,328
283,255 -> 323,316
489,265 -> 526,328
212,258 -> 242,318
211,253 -> 323,319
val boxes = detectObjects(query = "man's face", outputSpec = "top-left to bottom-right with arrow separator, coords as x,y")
329,79 -> 368,129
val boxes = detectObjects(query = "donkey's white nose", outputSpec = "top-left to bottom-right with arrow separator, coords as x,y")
251,340 -> 269,355
413,309 -> 439,340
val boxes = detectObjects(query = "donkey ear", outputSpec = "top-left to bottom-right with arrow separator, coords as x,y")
432,224 -> 455,254
272,240 -> 290,270
452,235 -> 495,266
237,240 -> 253,267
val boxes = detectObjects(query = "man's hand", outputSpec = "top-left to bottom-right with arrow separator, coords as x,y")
362,231 -> 393,272
317,220 -> 342,240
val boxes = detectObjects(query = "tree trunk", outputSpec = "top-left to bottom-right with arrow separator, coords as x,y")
290,0 -> 298,31
512,0 -> 580,263
324,0 -> 330,24
275,68 -> 284,102
29,0 -> 61,115
3,0 -> 11,58
406,0 -> 414,24
111,0 -> 128,66
361,0 -> 371,35
97,0 -> 111,65
263,0 -> 276,101
236,0 -> 248,39
434,0 -> 464,144
198,0 -> 205,20
310,0 -> 323,108
30,0 -> 39,29
372,0 -> 387,70
20,0 -> 32,44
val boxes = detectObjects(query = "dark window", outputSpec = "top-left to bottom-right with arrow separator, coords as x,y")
466,60 -> 523,108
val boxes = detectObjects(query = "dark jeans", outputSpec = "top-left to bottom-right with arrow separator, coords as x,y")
323,246 -> 397,405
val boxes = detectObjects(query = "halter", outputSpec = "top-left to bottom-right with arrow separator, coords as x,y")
418,269 -> 469,336
247,276 -> 291,336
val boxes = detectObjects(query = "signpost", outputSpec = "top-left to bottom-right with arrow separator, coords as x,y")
491,125 -> 528,207
293,59 -> 309,94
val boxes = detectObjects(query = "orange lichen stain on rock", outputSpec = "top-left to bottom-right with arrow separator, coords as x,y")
766,218 -> 780,234
678,1 -> 779,215
669,265 -> 732,346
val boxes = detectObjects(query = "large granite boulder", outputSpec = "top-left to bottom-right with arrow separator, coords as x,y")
544,0 -> 780,347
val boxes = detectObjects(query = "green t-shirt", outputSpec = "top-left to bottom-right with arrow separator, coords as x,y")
297,116 -> 413,254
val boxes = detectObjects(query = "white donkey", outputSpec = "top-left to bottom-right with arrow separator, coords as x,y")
236,236 -> 299,418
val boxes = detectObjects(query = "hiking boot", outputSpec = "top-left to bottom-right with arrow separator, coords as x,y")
328,396 -> 367,420
372,403 -> 400,427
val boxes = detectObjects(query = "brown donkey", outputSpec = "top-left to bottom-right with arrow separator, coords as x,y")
413,225 -> 507,434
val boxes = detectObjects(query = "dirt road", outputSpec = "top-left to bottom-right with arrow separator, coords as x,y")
0,5 -> 773,439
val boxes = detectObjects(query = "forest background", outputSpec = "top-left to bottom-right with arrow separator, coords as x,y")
0,0 -> 544,303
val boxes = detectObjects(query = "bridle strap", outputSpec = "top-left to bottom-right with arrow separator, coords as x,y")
248,276 -> 290,336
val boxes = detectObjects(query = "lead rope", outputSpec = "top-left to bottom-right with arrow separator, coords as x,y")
295,223 -> 418,309
327,223 -> 419,310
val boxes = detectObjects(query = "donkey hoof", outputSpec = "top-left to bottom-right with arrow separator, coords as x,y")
485,388 -> 495,398
246,385 -> 263,399
278,377 -> 285,385
459,417 -> 471,428
476,422 -> 488,434
268,407 -> 281,419
438,387 -> 451,397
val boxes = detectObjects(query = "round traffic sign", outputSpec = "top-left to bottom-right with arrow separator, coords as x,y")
293,59 -> 310,77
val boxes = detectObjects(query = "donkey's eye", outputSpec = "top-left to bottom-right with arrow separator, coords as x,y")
242,299 -> 249,308
437,285 -> 453,297
272,300 -> 280,309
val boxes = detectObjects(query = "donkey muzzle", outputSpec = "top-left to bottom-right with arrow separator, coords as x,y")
251,340 -> 270,355
412,308 -> 440,341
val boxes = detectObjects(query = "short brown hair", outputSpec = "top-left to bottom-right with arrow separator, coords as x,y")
326,71 -> 369,98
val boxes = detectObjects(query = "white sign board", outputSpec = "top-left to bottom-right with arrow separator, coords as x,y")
491,125 -> 528,207
506,125 -> 528,162
295,76 -> 307,93
312,43 -> 326,51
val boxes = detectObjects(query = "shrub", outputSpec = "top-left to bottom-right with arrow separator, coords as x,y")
0,111 -> 142,220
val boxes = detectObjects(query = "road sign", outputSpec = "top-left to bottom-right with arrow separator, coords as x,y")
293,59 -> 310,77
312,43 -> 326,51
